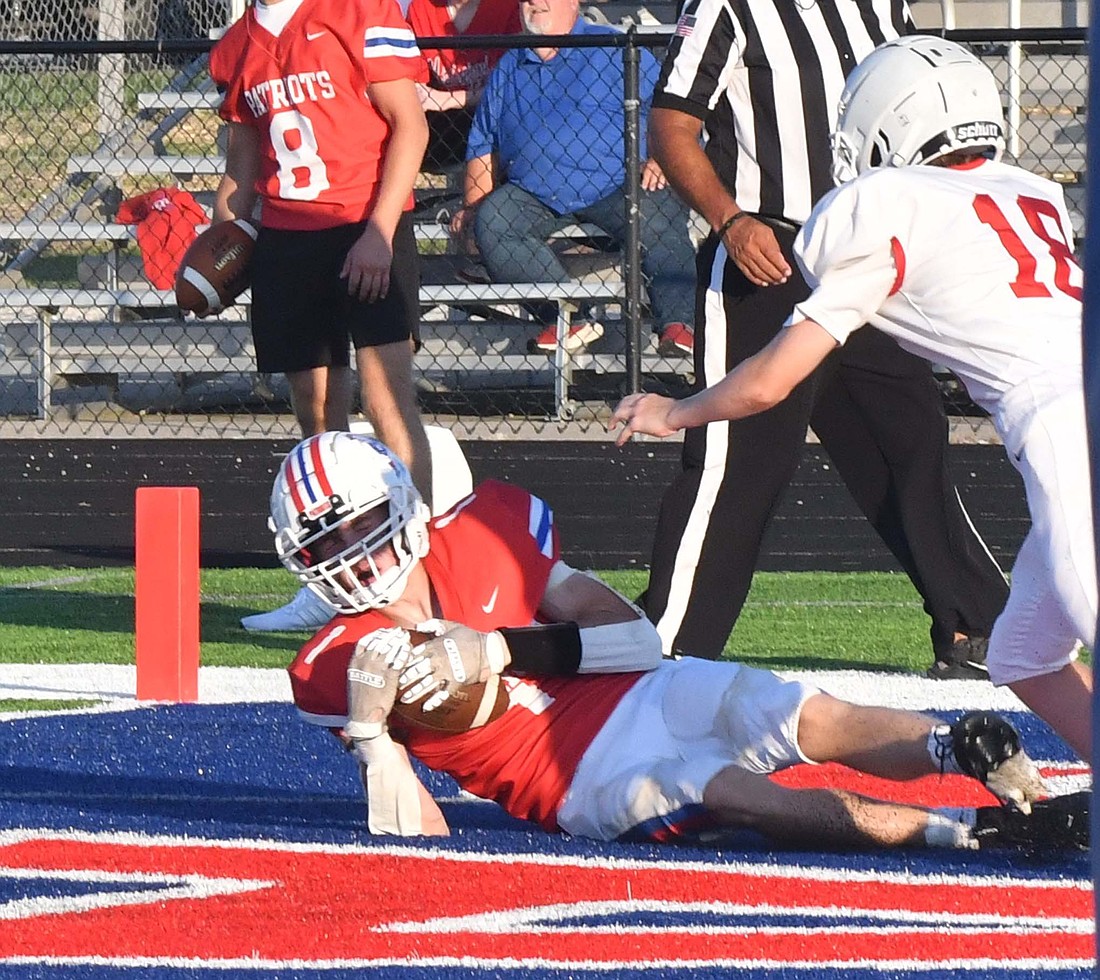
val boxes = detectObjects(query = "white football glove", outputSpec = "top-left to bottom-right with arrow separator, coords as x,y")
344,629 -> 403,741
396,619 -> 511,712
364,625 -> 417,672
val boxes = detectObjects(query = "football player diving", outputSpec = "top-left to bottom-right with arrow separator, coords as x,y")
270,430 -> 1087,851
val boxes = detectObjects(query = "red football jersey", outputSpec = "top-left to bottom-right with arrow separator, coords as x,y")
406,0 -> 520,92
210,0 -> 424,230
288,480 -> 644,830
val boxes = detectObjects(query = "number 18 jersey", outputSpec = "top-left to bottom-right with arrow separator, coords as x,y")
210,0 -> 424,230
792,159 -> 1083,420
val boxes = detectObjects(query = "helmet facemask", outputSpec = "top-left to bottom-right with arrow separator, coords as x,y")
270,433 -> 430,613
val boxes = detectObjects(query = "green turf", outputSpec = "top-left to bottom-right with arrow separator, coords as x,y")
0,566 -> 944,673
0,699 -> 99,712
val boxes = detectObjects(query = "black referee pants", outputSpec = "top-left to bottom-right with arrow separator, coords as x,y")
643,224 -> 1010,660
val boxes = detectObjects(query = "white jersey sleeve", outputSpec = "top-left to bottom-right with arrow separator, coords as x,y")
785,161 -> 1082,418
789,180 -> 899,344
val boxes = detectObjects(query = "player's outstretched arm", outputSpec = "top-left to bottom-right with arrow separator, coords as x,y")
610,319 -> 839,443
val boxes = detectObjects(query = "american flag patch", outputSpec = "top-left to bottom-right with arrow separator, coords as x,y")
674,13 -> 695,37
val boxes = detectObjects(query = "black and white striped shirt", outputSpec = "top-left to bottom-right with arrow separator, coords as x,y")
654,0 -> 913,224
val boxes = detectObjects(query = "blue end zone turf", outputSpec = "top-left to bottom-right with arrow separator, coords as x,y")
0,703 -> 1091,977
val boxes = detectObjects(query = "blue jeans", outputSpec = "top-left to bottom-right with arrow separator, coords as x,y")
474,181 -> 696,328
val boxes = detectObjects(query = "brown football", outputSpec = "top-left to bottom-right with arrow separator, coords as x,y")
390,630 -> 511,734
174,218 -> 258,316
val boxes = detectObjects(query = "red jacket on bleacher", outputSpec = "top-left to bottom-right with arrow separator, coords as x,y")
115,188 -> 208,289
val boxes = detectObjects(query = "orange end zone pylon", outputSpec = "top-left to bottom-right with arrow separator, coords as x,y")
135,486 -> 200,702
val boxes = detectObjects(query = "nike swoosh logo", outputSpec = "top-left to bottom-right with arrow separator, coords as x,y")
481,586 -> 499,615
306,30 -> 326,40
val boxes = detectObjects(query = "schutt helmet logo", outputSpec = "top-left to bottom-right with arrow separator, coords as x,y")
952,121 -> 1002,141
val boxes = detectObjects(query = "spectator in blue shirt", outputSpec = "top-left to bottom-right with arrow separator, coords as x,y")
449,0 -> 697,356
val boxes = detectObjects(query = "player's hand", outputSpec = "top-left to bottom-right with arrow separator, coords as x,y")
416,82 -> 443,110
341,220 -> 393,303
344,630 -> 401,741
608,392 -> 677,445
361,625 -> 416,673
416,82 -> 466,112
449,205 -> 475,239
640,158 -> 667,192
394,619 -> 511,711
722,215 -> 791,287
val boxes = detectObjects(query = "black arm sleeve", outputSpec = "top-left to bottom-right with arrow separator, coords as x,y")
497,622 -> 583,676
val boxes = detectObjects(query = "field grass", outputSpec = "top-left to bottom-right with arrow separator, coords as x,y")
0,566 -> 950,675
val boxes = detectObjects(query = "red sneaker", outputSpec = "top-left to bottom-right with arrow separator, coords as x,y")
527,321 -> 604,354
657,322 -> 694,356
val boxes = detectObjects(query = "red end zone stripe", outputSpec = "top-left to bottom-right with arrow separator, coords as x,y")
772,762 -> 1090,807
0,838 -> 1088,965
771,764 -> 999,807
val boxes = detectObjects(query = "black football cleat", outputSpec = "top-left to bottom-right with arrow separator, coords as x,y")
935,710 -> 1047,808
972,792 -> 1090,851
946,710 -> 1021,782
927,636 -> 990,681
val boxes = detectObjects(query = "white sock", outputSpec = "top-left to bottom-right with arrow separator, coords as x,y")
925,806 -> 978,849
928,725 -> 964,775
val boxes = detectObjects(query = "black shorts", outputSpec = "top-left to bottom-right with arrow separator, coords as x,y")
249,212 -> 421,374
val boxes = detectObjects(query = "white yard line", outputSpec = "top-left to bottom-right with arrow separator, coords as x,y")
0,664 -> 291,713
0,663 -> 1026,714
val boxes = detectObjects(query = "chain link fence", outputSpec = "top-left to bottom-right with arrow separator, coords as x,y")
0,26 -> 1087,438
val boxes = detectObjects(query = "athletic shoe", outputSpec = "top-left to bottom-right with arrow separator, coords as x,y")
656,322 -> 694,356
927,636 -> 990,681
455,260 -> 491,284
972,791 -> 1090,851
240,586 -> 335,632
527,321 -> 603,354
938,709 -> 1047,808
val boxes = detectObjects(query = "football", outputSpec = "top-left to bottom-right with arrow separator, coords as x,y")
390,630 -> 511,734
174,218 -> 258,316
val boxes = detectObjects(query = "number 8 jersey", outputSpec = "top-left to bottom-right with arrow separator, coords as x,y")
210,0 -> 425,230
791,159 -> 1083,423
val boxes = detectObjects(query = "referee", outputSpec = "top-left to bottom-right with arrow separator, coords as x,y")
641,0 -> 1010,678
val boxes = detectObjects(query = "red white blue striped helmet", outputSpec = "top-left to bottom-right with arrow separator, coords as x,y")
269,432 -> 430,612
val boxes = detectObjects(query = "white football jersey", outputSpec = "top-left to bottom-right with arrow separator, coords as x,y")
791,160 -> 1083,419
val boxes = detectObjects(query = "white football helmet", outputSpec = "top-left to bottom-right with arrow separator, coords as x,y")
831,36 -> 1005,185
269,432 -> 430,613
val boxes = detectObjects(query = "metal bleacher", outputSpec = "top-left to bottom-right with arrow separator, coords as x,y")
0,278 -> 634,420
0,44 -> 669,422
